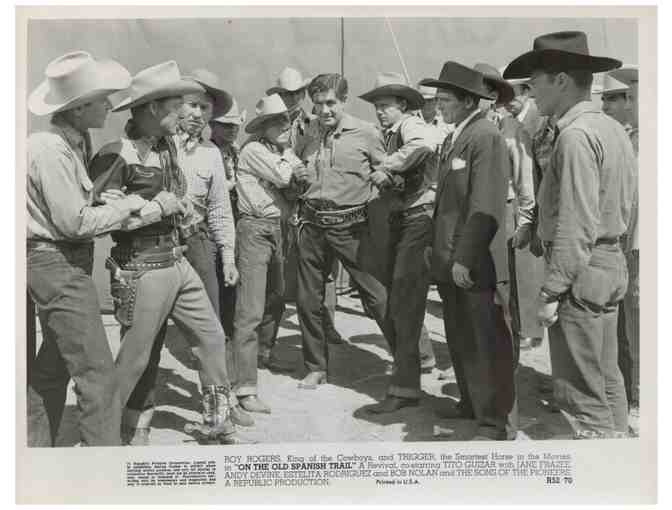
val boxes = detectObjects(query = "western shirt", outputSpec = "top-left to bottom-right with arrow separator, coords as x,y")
300,113 -> 385,206
381,114 -> 437,209
175,132 -> 236,264
27,119 -> 146,242
236,137 -> 301,219
537,101 -> 636,295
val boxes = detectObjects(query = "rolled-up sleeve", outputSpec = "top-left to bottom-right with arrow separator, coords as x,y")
507,126 -> 536,226
542,129 -> 599,295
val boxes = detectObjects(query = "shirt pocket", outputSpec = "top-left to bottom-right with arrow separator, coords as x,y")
191,170 -> 211,200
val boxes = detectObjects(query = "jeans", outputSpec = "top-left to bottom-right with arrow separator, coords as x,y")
27,244 -> 121,446
231,216 -> 285,396
548,244 -> 629,435
126,231 -> 235,411
297,222 -> 392,373
386,213 -> 433,399
115,257 -> 231,409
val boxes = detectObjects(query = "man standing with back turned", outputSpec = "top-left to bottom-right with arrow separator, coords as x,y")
504,31 -> 636,438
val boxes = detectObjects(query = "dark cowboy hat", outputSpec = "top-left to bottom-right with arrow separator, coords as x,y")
473,63 -> 515,105
359,72 -> 425,110
184,68 -> 233,118
503,31 -> 622,79
419,61 -> 495,100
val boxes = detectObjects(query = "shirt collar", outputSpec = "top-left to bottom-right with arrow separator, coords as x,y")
516,98 -> 532,123
177,125 -> 206,153
50,117 -> 89,154
556,100 -> 601,132
334,113 -> 358,134
385,113 -> 411,135
452,108 -> 482,144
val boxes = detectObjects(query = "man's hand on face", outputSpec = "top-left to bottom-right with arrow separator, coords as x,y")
222,262 -> 239,287
452,262 -> 474,289
369,170 -> 393,190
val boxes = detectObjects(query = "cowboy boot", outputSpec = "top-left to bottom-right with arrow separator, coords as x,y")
213,386 -> 254,444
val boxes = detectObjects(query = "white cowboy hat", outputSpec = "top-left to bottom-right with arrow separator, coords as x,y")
593,73 -> 629,96
360,72 -> 425,110
211,99 -> 247,126
113,61 -> 204,112
609,64 -> 638,85
28,51 -> 131,116
184,68 -> 233,117
266,67 -> 311,95
416,83 -> 437,100
245,94 -> 289,134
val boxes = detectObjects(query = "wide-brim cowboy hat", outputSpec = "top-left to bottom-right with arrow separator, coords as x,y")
473,63 -> 515,105
28,51 -> 131,116
113,61 -> 204,112
184,68 -> 233,118
416,83 -> 437,100
596,73 -> 630,96
503,31 -> 622,79
245,93 -> 289,134
266,67 -> 311,95
211,99 -> 247,126
360,72 -> 424,111
419,61 -> 496,101
609,64 -> 638,85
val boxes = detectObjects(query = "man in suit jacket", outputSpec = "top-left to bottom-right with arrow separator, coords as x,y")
422,62 -> 517,440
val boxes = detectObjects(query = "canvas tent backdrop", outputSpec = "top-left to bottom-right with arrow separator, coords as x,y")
26,17 -> 637,310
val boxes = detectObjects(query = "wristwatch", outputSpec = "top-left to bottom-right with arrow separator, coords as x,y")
539,289 -> 560,304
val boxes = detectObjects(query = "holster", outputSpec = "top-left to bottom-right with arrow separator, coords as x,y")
106,257 -> 144,328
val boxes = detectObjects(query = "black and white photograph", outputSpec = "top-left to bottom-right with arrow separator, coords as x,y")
15,4 -> 657,506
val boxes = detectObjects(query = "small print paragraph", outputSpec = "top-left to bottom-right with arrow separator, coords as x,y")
126,460 -> 216,487
219,452 -> 574,488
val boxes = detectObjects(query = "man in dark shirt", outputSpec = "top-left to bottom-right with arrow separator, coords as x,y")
294,73 -> 393,389
90,61 -> 246,444
504,31 -> 636,438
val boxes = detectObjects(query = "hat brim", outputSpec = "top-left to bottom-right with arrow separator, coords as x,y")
609,67 -> 638,85
244,112 -> 288,134
265,78 -> 311,96
112,79 -> 204,112
359,84 -> 425,111
418,78 -> 495,101
192,80 -> 233,118
503,49 -> 622,79
482,76 -> 515,105
28,59 -> 131,116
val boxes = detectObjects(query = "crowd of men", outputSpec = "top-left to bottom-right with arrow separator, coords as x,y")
26,29 -> 639,446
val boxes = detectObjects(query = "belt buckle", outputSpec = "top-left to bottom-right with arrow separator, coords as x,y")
320,215 -> 343,226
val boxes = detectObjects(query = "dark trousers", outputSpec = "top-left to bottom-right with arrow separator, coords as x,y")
27,244 -> 121,446
547,244 -> 628,435
297,222 -> 391,373
231,216 -> 285,396
386,213 -> 432,398
438,281 -> 517,437
126,231 -> 234,411
617,250 -> 639,408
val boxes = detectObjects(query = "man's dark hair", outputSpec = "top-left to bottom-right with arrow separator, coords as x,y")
603,92 -> 627,101
308,73 -> 348,101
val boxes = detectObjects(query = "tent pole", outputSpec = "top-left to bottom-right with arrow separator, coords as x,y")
340,17 -> 345,76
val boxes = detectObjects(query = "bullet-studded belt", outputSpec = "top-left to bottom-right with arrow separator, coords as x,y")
112,232 -> 187,270
299,201 -> 368,228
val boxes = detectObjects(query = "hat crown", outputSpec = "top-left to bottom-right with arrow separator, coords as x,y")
373,71 -> 409,88
275,67 -> 306,90
438,61 -> 490,95
416,83 -> 437,98
601,73 -> 629,93
473,63 -> 501,80
533,31 -> 590,55
128,61 -> 184,101
188,68 -> 221,89
44,51 -> 105,103
255,93 -> 288,116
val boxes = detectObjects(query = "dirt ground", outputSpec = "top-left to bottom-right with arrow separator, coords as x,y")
48,289 -> 637,446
